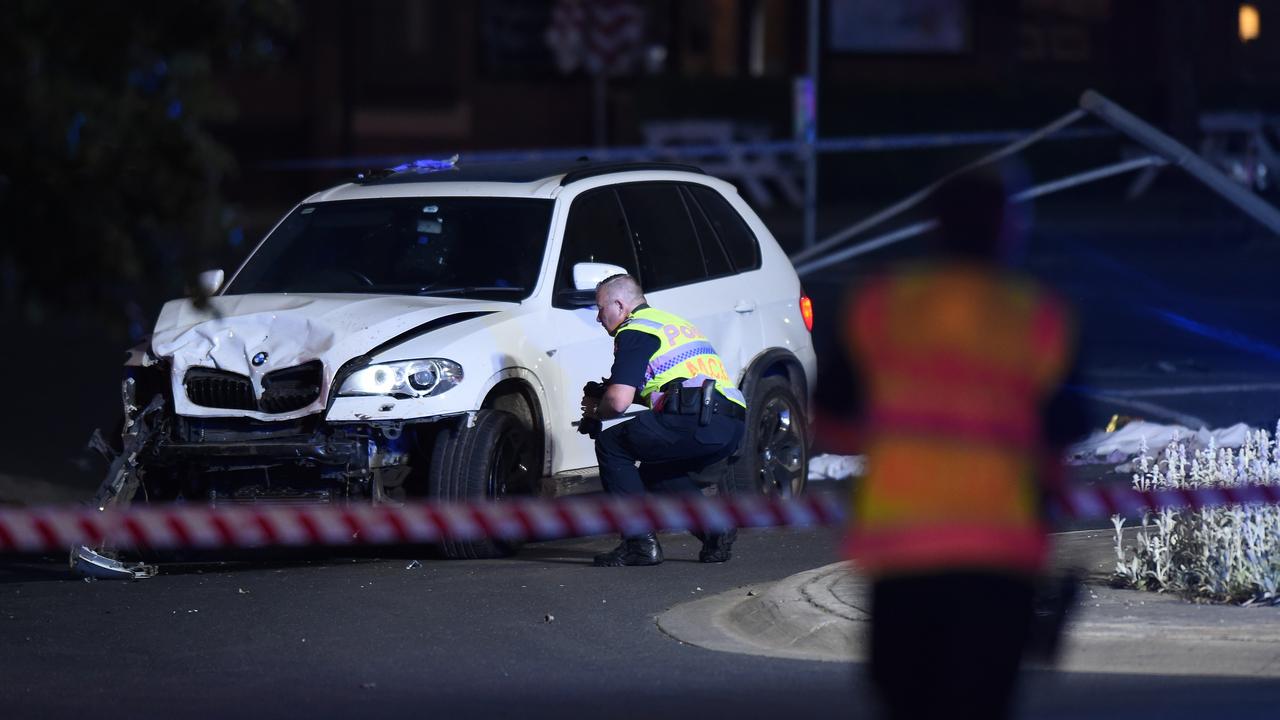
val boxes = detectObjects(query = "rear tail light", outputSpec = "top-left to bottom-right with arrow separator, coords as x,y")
799,293 -> 814,332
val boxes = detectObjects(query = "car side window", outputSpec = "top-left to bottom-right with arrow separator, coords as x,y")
680,185 -> 733,279
688,185 -> 761,273
555,188 -> 639,293
614,182 -> 707,291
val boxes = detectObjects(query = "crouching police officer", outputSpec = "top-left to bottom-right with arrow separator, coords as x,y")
579,274 -> 746,567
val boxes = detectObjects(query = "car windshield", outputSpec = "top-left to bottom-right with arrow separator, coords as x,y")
226,197 -> 554,300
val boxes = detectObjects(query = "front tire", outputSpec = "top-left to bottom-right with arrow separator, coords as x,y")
726,376 -> 809,497
428,409 -> 535,559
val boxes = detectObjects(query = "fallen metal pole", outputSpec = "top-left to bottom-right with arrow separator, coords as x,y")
794,220 -> 936,277
1080,90 -> 1280,236
1011,155 -> 1167,202
795,155 -> 1167,277
789,108 -> 1088,266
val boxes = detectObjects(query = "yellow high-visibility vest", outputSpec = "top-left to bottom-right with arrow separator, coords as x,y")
616,307 -> 746,409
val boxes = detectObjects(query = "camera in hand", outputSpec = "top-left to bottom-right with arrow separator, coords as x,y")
583,380 -> 607,400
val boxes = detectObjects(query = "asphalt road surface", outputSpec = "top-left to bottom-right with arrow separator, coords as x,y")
3,527 -> 1277,719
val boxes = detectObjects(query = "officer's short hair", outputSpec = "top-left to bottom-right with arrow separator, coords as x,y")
596,273 -> 645,303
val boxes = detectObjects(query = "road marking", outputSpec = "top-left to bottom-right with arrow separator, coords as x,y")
1102,383 -> 1280,398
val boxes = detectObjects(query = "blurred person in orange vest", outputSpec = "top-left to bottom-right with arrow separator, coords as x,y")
825,168 -> 1087,720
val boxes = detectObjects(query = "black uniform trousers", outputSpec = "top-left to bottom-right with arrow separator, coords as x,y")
868,571 -> 1035,720
595,410 -> 744,497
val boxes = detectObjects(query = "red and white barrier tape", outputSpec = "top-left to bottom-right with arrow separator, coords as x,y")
1,483 -> 1277,554
0,493 -> 841,554
1052,482 -> 1280,522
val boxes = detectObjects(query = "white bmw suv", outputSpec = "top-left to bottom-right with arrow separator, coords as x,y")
104,160 -> 816,557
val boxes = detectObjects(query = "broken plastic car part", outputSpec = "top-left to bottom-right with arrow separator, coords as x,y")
71,384 -> 167,580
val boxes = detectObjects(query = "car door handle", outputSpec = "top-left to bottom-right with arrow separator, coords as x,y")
734,300 -> 756,314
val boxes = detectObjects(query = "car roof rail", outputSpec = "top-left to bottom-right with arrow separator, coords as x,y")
559,162 -> 705,186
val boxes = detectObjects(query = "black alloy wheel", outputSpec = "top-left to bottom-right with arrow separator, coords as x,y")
428,409 -> 535,559
726,376 -> 809,497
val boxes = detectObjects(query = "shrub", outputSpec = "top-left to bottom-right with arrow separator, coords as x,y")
1112,422 -> 1280,605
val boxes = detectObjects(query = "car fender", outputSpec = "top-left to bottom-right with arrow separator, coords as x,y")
738,347 -> 811,414
476,366 -> 553,476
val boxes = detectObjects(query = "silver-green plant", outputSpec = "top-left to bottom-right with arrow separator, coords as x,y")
1112,422 -> 1280,604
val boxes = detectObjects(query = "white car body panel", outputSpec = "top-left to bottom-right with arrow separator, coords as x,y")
540,304 -> 620,472
153,293 -> 510,422
144,165 -> 815,481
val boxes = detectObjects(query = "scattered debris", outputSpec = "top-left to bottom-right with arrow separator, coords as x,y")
405,560 -> 422,570
70,545 -> 157,581
808,454 -> 866,481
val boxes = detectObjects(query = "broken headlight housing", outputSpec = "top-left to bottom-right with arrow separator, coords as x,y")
337,359 -> 463,399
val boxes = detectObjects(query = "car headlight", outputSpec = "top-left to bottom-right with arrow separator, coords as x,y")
337,359 -> 463,398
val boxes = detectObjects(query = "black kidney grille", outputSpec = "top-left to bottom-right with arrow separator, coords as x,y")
185,367 -> 257,411
185,361 -> 323,414
260,361 -> 323,414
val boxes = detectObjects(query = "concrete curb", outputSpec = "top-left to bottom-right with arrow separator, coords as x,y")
658,531 -> 1280,677
658,564 -> 866,663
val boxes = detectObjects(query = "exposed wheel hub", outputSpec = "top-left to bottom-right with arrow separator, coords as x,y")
756,397 -> 804,497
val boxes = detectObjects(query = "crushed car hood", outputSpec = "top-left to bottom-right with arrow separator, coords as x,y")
151,293 -> 505,419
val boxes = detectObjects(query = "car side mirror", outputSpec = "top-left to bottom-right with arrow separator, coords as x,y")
572,262 -> 626,291
195,268 -> 225,297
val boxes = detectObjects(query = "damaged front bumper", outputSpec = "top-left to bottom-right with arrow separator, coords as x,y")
73,375 -> 460,579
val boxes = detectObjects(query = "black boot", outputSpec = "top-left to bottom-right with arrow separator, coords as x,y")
593,533 -> 663,567
697,528 -> 737,563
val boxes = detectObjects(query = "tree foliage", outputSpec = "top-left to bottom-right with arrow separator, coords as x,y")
0,0 -> 295,333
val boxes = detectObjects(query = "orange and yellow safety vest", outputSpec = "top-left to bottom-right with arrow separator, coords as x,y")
844,264 -> 1072,577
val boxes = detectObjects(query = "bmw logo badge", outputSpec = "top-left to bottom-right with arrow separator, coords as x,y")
252,351 -> 269,367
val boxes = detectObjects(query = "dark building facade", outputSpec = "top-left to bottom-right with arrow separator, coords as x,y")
218,1 -> 1280,221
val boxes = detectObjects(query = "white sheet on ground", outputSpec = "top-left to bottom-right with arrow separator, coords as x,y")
1066,421 -> 1256,466
808,422 -> 1262,479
